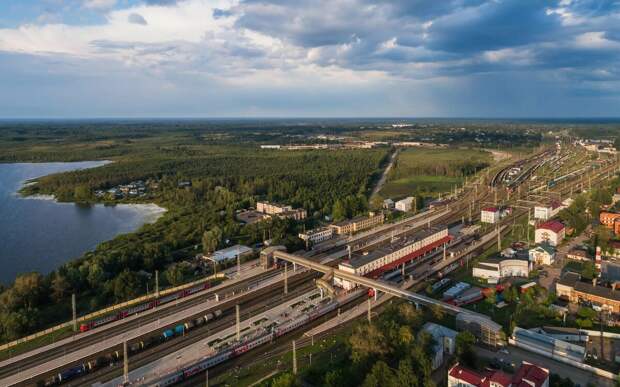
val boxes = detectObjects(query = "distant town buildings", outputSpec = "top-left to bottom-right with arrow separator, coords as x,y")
535,220 -> 565,246
329,212 -> 384,235
99,180 -> 149,199
577,139 -> 617,154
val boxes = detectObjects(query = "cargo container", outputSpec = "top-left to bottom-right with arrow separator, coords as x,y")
443,282 -> 471,300
163,329 -> 174,339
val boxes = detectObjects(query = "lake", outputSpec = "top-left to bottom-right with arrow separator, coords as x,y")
0,162 -> 165,285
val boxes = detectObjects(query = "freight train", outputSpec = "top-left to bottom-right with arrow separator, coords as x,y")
149,299 -> 339,387
78,282 -> 212,332
37,309 -> 223,386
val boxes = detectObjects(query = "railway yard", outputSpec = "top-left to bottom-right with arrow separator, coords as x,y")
2,141 -> 620,387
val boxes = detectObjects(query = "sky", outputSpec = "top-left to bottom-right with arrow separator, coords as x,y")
0,0 -> 619,118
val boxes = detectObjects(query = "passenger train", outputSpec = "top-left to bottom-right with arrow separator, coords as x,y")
150,299 -> 339,387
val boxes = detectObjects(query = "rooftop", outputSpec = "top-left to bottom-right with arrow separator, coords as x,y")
558,271 -> 581,287
342,226 -> 445,269
537,220 -> 565,233
332,212 -> 381,227
209,245 -> 253,262
513,361 -> 549,387
482,207 -> 499,212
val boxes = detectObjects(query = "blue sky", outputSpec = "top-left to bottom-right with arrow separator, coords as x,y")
1,0 -> 619,118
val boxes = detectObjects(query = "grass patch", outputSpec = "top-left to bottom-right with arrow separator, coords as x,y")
378,147 -> 492,199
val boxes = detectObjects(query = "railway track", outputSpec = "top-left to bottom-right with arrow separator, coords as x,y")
2,269 -> 319,384
16,272 -> 321,387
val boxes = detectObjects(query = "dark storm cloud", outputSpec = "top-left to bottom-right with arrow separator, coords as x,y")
128,13 -> 147,25
425,0 -> 563,54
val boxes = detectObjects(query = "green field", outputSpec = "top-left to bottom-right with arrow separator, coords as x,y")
380,175 -> 463,198
379,147 -> 492,199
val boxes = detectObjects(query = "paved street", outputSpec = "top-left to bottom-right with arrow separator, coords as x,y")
476,346 -> 614,387
538,229 -> 590,291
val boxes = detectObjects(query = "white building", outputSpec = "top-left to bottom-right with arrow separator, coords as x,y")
534,201 -> 562,220
481,207 -> 500,224
473,256 -> 530,284
206,245 -> 253,263
421,323 -> 457,370
395,196 -> 415,212
298,227 -> 334,245
535,220 -> 565,247
529,244 -> 556,266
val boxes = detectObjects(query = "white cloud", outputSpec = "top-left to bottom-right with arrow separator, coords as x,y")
83,0 -> 117,10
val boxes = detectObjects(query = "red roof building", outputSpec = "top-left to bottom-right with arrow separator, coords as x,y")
535,220 -> 566,247
513,361 -> 549,387
537,220 -> 565,233
448,362 -> 549,387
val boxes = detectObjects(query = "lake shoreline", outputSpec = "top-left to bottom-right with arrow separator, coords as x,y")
0,161 -> 167,285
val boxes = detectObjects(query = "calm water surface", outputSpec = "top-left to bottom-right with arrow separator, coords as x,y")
0,162 -> 165,285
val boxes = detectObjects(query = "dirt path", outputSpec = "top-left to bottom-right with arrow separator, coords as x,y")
371,148 -> 399,197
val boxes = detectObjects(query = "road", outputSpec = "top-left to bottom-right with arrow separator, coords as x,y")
476,346 -> 614,387
371,148 -> 398,197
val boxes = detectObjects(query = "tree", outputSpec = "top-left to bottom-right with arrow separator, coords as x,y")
332,200 -> 346,221
111,270 -> 141,301
12,273 -> 44,310
73,185 -> 92,202
87,263 -> 105,288
349,323 -> 388,363
0,311 -> 30,341
396,359 -> 418,387
324,370 -> 343,387
581,261 -> 597,281
271,372 -> 298,387
362,361 -> 398,387
202,226 -> 222,254
165,262 -> 192,286
429,304 -> 445,321
455,331 -> 478,369
51,273 -> 70,302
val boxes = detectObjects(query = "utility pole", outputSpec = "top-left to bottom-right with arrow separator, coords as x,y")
236,304 -> 240,341
237,246 -> 241,277
284,263 -> 288,295
527,209 -> 531,247
496,226 -> 501,251
123,340 -> 129,383
205,370 -> 209,387
72,293 -> 77,332
292,340 -> 298,375
155,270 -> 159,298
367,298 -> 372,323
